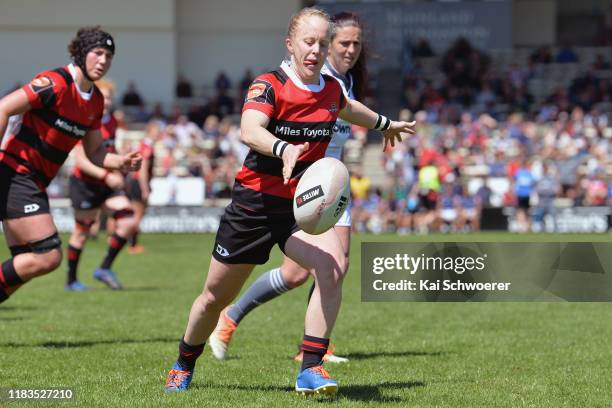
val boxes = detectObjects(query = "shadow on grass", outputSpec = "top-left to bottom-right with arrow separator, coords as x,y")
344,350 -> 447,360
120,286 -> 166,292
0,317 -> 24,321
0,306 -> 38,312
191,380 -> 425,403
339,381 -> 425,403
1,336 -> 177,349
190,383 -> 293,393
83,286 -> 165,292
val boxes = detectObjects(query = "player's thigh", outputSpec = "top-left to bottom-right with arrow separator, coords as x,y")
202,258 -> 255,303
103,195 -> 132,212
74,208 -> 100,223
3,214 -> 58,246
284,228 -> 347,281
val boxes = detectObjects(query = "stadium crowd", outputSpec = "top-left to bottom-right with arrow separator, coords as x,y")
8,38 -> 608,234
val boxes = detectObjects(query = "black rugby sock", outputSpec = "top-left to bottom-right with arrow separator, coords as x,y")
177,337 -> 205,371
100,234 -> 127,269
66,245 -> 83,284
300,334 -> 329,371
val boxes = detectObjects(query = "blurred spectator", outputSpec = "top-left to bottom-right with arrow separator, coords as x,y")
176,74 -> 193,98
592,54 -> 611,70
202,115 -> 220,140
215,90 -> 235,117
475,177 -> 493,208
514,156 -> 535,232
598,5 -> 612,46
457,184 -> 481,232
214,71 -> 232,93
238,68 -> 254,103
121,81 -> 144,107
584,169 -> 608,206
533,161 -> 560,231
529,46 -> 552,64
555,43 -> 579,63
174,115 -> 203,148
412,38 -> 435,58
417,160 -> 440,233
437,183 -> 459,233
554,147 -> 585,198
441,37 -> 490,100
350,167 -> 371,232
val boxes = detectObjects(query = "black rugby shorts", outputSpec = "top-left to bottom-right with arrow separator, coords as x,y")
0,163 -> 50,220
69,175 -> 123,210
212,202 -> 300,265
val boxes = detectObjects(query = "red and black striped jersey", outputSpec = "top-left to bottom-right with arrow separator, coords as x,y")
0,65 -> 103,187
233,62 -> 346,213
134,138 -> 155,183
72,113 -> 117,184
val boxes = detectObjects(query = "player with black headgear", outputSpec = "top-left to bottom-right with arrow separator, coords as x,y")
0,26 -> 141,304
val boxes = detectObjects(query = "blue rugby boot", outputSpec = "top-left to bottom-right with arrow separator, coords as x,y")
295,365 -> 338,395
164,362 -> 194,393
93,268 -> 122,290
64,281 -> 89,291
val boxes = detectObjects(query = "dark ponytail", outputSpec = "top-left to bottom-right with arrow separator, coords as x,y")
331,12 -> 368,101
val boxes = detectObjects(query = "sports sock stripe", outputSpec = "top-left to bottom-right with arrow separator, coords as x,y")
272,268 -> 289,293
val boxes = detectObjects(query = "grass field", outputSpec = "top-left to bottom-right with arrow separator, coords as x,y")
1,232 -> 611,407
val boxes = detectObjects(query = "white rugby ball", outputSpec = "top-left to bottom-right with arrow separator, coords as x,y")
293,157 -> 350,235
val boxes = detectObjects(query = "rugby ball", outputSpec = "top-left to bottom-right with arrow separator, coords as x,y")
293,157 -> 350,235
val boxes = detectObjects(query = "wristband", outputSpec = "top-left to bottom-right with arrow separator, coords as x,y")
272,140 -> 289,158
374,114 -> 391,131
101,171 -> 110,182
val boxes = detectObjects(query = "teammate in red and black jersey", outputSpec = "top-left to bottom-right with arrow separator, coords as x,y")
164,8 -> 416,394
0,26 -> 141,304
65,79 -> 139,291
125,124 -> 156,254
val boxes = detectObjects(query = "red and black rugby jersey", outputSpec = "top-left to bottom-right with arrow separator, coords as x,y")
234,63 -> 346,213
72,113 -> 117,184
0,65 -> 103,187
133,138 -> 155,182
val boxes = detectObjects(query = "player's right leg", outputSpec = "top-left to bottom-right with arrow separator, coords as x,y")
165,258 -> 254,392
0,166 -> 62,303
1,214 -> 62,303
126,176 -> 147,254
210,256 -> 309,360
65,209 -> 99,291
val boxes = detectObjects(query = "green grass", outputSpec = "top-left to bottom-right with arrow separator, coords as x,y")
0,232 -> 611,407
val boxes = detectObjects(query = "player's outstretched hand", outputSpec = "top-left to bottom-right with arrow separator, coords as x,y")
120,151 -> 143,172
281,142 -> 309,185
383,120 -> 416,150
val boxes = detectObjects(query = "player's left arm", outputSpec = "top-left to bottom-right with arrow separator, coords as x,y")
339,99 -> 416,150
82,128 -> 142,172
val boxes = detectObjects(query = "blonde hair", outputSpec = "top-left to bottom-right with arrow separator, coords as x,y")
287,7 -> 331,40
95,78 -> 116,93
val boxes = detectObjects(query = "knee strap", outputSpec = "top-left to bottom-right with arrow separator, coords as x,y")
29,232 -> 62,254
9,233 -> 62,256
112,208 -> 134,220
10,244 -> 31,257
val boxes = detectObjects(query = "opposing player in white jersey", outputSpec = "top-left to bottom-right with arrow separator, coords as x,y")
209,11 -> 367,362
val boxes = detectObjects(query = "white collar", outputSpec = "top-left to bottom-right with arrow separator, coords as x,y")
68,63 -> 94,101
281,60 -> 325,92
